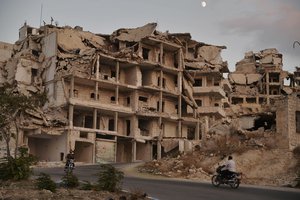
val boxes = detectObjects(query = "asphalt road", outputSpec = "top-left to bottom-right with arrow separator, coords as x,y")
33,164 -> 300,200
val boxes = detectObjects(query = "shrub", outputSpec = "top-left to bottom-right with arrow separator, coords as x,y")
95,164 -> 124,192
80,181 -> 93,190
35,173 -> 57,192
0,147 -> 37,180
61,171 -> 79,188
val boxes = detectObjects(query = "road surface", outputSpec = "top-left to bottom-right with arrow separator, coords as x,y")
33,164 -> 300,200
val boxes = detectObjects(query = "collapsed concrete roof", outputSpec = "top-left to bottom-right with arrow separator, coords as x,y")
110,23 -> 157,42
56,28 -> 105,53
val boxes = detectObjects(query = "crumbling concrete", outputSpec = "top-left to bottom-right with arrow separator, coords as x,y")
1,22 -> 220,163
228,48 -> 288,116
1,22 -> 299,164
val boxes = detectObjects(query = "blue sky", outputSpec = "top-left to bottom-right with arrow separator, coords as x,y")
0,0 -> 299,72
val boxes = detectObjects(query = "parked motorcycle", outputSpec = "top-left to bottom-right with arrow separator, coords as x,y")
64,158 -> 75,173
211,165 -> 242,189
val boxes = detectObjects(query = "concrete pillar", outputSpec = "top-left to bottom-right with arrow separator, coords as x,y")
201,116 -> 209,142
95,82 -> 99,100
114,112 -> 118,132
160,43 -> 163,65
114,136 -> 117,163
157,141 -> 162,160
159,70 -> 163,111
266,72 -> 270,104
203,76 -> 207,87
116,61 -> 120,82
70,75 -> 74,98
132,140 -> 136,162
132,90 -> 139,111
195,119 -> 200,140
158,69 -> 163,159
115,86 -> 119,105
178,48 -> 183,138
131,116 -> 138,137
93,109 -> 97,129
68,104 -> 74,128
178,121 -> 182,137
96,54 -> 100,79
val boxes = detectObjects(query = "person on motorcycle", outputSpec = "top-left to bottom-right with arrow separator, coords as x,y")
221,155 -> 236,179
65,150 -> 75,170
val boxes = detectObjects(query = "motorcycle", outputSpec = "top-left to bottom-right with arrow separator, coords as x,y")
64,158 -> 75,173
211,165 -> 242,189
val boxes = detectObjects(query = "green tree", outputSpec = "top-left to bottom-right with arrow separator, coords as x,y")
0,83 -> 47,159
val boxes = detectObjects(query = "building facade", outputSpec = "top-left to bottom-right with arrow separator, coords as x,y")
1,23 -> 232,162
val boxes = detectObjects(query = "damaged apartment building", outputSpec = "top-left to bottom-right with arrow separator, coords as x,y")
227,49 -> 300,150
0,23 -> 229,163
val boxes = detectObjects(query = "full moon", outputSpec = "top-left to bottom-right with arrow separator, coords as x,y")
201,1 -> 206,7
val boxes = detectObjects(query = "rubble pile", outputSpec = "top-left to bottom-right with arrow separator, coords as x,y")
174,33 -> 229,73
139,139 -> 298,186
139,151 -> 213,181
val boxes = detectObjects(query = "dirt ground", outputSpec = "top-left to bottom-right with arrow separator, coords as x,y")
139,147 -> 299,187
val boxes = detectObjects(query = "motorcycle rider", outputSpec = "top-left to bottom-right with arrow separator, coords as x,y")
65,149 -> 75,170
221,155 -> 236,179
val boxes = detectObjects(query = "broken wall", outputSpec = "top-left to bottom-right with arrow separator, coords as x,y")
163,73 -> 177,93
163,97 -> 178,115
136,142 -> 152,161
98,89 -> 116,104
276,95 -> 300,150
42,32 -> 57,58
124,66 -> 141,86
0,41 -> 13,62
141,70 -> 159,87
163,50 -> 176,67
95,140 -> 116,163
163,121 -> 178,137
137,91 -> 159,112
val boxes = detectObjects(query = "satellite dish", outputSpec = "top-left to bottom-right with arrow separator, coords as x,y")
201,1 -> 207,7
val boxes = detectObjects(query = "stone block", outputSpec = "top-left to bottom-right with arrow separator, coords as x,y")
246,74 -> 262,84
229,73 -> 247,85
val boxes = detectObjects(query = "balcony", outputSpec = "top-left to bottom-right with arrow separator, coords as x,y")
193,86 -> 226,98
197,106 -> 226,118
69,98 -> 134,114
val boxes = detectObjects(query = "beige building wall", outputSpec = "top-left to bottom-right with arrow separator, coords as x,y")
28,133 -> 67,161
95,140 -> 116,163
163,50 -> 175,67
163,121 -> 178,137
163,73 -> 177,92
276,95 -> 300,150
141,70 -> 157,86
136,142 -> 152,161
164,98 -> 178,115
